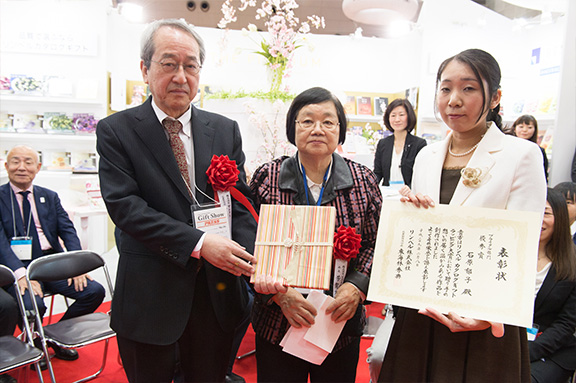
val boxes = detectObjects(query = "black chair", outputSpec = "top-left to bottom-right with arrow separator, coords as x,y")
0,265 -> 45,382
44,292 -> 69,325
26,250 -> 115,383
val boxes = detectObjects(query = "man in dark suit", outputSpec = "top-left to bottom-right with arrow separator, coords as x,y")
96,19 -> 257,383
0,145 -> 106,367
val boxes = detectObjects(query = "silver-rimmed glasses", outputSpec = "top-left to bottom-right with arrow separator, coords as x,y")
151,60 -> 202,75
295,119 -> 340,131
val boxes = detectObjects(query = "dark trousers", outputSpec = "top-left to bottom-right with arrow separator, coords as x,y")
255,335 -> 360,383
117,268 -> 235,383
531,359 -> 574,383
0,287 -> 18,336
6,278 -> 105,323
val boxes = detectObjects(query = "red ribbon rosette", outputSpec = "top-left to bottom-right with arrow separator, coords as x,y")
206,154 -> 240,192
333,225 -> 361,261
206,155 -> 258,223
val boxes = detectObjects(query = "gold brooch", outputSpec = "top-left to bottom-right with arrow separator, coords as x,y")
461,167 -> 489,188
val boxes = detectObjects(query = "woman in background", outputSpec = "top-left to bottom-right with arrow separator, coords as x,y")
511,114 -> 549,181
373,98 -> 427,188
379,49 -> 547,382
531,188 -> 576,383
553,182 -> 576,245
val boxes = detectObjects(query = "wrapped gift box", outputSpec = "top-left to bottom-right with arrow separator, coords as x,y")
251,204 -> 336,290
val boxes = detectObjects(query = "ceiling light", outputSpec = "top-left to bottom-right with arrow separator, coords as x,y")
342,0 -> 420,26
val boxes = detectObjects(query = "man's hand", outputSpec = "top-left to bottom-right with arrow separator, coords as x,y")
17,276 -> 42,296
68,274 -> 94,292
325,282 -> 362,323
200,233 -> 257,277
273,288 -> 317,328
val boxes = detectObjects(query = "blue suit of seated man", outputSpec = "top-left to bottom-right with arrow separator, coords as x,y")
0,146 -> 105,341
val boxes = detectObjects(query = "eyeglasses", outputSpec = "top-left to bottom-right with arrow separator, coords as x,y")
295,119 -> 340,131
151,60 -> 202,75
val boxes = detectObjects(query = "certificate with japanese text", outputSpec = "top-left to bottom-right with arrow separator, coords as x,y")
368,200 -> 541,328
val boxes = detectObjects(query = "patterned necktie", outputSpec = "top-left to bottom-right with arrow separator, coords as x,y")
163,118 -> 192,193
19,191 -> 42,259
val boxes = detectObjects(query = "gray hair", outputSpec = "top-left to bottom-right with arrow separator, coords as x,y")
140,19 -> 206,69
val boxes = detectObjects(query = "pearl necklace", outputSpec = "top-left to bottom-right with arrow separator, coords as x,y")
448,139 -> 481,157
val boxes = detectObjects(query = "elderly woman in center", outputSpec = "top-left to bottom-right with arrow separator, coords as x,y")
249,87 -> 382,382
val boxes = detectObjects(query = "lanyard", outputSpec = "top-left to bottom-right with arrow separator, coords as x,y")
301,163 -> 330,206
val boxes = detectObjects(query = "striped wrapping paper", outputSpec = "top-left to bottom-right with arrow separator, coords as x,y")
251,204 -> 336,290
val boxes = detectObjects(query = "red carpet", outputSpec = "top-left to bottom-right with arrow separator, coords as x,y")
13,301 -> 385,383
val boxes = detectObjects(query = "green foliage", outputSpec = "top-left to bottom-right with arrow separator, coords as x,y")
205,89 -> 296,102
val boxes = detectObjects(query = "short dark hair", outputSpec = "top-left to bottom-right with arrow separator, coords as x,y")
435,49 -> 502,129
511,115 -> 539,143
383,98 -> 417,133
285,87 -> 347,145
554,181 -> 576,203
140,19 -> 206,69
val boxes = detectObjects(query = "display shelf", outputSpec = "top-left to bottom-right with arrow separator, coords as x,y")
0,94 -> 103,105
0,132 -> 96,153
347,114 -> 382,123
0,94 -> 105,116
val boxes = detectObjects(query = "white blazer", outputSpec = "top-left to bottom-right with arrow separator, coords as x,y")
412,123 -> 546,214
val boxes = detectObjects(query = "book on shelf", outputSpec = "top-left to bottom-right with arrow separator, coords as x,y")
0,113 -> 15,132
343,95 -> 356,115
374,97 -> 389,116
72,113 -> 97,134
357,96 -> 373,115
43,112 -> 74,134
13,113 -> 43,133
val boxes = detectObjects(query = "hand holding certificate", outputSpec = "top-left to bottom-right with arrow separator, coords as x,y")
368,200 -> 542,328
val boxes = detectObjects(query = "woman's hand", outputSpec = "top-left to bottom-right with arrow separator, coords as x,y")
253,275 -> 288,295
418,307 -> 505,337
399,186 -> 435,209
325,282 -> 362,323
273,288 -> 317,328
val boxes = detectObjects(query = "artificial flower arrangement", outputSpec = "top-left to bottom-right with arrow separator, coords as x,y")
218,0 -> 325,93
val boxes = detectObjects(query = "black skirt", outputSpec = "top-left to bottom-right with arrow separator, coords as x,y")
378,307 -> 531,382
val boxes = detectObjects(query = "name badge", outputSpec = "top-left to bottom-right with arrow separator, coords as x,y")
11,236 -> 33,260
527,324 -> 539,341
193,205 -> 231,239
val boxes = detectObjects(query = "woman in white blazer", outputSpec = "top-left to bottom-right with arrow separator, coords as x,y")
378,49 -> 547,383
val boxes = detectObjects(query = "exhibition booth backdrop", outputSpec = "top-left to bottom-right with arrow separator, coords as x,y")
0,0 -> 574,249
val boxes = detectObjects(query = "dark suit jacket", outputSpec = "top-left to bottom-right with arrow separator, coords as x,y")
373,133 -> 427,187
96,97 -> 257,346
530,266 -> 576,370
0,183 -> 81,271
